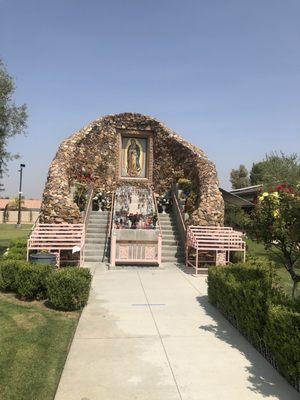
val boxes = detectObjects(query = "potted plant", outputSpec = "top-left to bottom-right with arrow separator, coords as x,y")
158,195 -> 171,214
93,191 -> 110,212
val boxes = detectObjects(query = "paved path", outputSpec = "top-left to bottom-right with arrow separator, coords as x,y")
55,264 -> 299,400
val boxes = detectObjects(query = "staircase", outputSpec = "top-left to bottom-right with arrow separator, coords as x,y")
83,211 -> 110,265
160,212 -> 185,263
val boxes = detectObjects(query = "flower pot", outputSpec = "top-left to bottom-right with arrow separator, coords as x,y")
162,205 -> 167,214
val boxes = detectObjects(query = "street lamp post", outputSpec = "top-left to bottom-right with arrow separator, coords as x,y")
16,163 -> 25,227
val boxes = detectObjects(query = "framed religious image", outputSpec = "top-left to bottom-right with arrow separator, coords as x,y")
120,136 -> 148,179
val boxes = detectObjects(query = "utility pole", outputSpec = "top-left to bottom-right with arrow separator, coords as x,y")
16,163 -> 25,227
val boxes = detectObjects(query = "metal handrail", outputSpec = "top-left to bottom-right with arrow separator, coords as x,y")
81,185 -> 94,266
172,191 -> 186,232
83,185 -> 94,226
108,191 -> 115,238
153,192 -> 162,236
104,192 -> 115,263
28,213 -> 40,238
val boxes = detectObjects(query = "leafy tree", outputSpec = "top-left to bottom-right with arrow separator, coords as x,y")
250,152 -> 300,188
230,164 -> 250,189
224,204 -> 245,230
0,59 -> 27,185
244,183 -> 300,299
249,161 -> 265,185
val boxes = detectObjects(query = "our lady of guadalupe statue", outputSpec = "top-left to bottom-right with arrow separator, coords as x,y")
127,138 -> 141,177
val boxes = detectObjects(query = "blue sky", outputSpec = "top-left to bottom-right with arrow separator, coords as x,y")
1,0 -> 299,198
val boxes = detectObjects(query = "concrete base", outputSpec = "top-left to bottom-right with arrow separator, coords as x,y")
55,263 -> 299,400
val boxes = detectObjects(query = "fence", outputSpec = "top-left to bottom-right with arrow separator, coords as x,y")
0,210 -> 40,224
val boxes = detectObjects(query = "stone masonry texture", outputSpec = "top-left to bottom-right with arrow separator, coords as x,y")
40,113 -> 224,225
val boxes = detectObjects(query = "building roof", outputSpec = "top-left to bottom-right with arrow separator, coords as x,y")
0,199 -> 42,210
220,188 -> 254,207
230,185 -> 263,196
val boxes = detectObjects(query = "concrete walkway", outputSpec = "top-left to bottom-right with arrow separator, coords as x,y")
55,264 -> 299,400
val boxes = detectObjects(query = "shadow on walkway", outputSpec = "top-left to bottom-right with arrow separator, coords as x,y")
196,295 -> 299,399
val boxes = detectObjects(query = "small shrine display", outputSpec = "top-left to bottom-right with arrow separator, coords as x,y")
113,186 -> 158,229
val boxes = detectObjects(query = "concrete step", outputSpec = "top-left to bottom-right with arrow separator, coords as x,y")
85,237 -> 106,243
163,250 -> 184,258
161,221 -> 177,227
85,250 -> 106,256
159,216 -> 176,221
90,211 -> 109,215
160,221 -> 176,226
87,223 -> 109,229
162,228 -> 178,235
160,219 -> 176,224
161,223 -> 177,229
162,232 -> 179,238
162,239 -> 180,245
160,223 -> 177,229
163,244 -> 184,252
86,228 -> 108,233
88,219 -> 109,224
86,233 -> 107,239
161,225 -> 177,230
162,234 -> 179,240
88,217 -> 109,221
89,216 -> 109,221
84,256 -> 104,262
85,244 -> 106,251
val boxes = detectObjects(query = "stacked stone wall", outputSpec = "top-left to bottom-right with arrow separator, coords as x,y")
40,113 -> 224,225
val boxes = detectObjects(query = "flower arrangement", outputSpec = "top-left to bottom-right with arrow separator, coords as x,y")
157,195 -> 171,214
93,191 -> 111,211
157,195 -> 171,207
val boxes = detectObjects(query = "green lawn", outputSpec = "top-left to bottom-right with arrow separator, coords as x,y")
0,294 -> 79,400
0,224 -> 32,248
0,223 -> 79,400
246,238 -> 300,299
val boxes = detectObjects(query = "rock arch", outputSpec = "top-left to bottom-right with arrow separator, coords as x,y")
40,113 -> 224,225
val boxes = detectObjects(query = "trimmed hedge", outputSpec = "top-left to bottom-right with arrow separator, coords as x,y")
0,258 -> 91,310
46,268 -> 92,311
0,260 -> 23,291
265,304 -> 300,385
208,259 -> 300,389
15,262 -> 53,300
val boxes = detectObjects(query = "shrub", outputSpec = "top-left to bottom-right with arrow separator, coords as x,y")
15,262 -> 53,300
185,190 -> 197,214
46,268 -> 92,311
3,238 -> 27,260
224,204 -> 246,230
0,260 -> 22,291
207,263 -> 271,346
265,304 -> 300,385
208,259 -> 300,388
